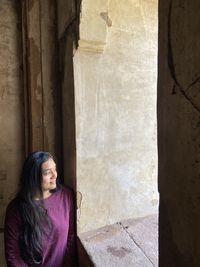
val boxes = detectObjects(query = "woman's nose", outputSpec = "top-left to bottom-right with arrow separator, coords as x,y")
51,170 -> 57,177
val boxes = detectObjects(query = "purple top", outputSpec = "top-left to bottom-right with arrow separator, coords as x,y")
4,186 -> 76,267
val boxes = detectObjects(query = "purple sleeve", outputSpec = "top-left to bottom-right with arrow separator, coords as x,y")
64,189 -> 77,267
4,202 -> 28,267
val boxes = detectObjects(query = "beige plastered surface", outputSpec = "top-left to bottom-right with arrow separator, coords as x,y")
74,0 -> 159,233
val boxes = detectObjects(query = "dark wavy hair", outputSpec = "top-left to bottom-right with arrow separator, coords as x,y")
16,151 -> 60,265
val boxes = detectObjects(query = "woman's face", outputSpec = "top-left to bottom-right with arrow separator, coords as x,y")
41,158 -> 57,195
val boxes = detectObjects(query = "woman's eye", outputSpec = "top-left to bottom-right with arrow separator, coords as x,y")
43,170 -> 51,175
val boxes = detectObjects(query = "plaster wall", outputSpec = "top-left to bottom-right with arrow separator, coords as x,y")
74,0 -> 158,233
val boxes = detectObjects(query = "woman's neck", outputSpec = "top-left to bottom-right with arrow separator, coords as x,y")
43,190 -> 52,199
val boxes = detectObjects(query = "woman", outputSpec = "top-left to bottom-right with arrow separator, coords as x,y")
4,151 -> 76,267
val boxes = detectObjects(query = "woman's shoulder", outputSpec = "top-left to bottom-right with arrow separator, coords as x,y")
6,197 -> 19,212
59,185 -> 74,197
5,197 -> 21,222
60,184 -> 74,193
57,185 -> 75,204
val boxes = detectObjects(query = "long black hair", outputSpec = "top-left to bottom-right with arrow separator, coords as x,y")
16,151 -> 60,265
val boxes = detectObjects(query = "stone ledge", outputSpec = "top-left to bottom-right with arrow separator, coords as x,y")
78,214 -> 158,267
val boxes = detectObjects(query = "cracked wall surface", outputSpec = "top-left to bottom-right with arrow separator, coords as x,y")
74,0 -> 158,233
158,0 -> 200,266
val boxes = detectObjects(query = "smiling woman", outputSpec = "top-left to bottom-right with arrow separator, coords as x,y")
40,158 -> 58,199
4,151 -> 76,267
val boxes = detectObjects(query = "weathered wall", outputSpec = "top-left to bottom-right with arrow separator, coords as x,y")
158,1 -> 200,266
57,0 -> 80,188
0,1 -> 63,265
22,0 -> 61,158
40,0 -> 60,156
74,0 -> 158,233
0,2 -> 24,266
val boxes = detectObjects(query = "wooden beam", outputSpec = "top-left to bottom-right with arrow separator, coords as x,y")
21,0 -> 44,153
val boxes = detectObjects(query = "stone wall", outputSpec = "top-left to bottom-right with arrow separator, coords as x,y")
74,0 -> 158,233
